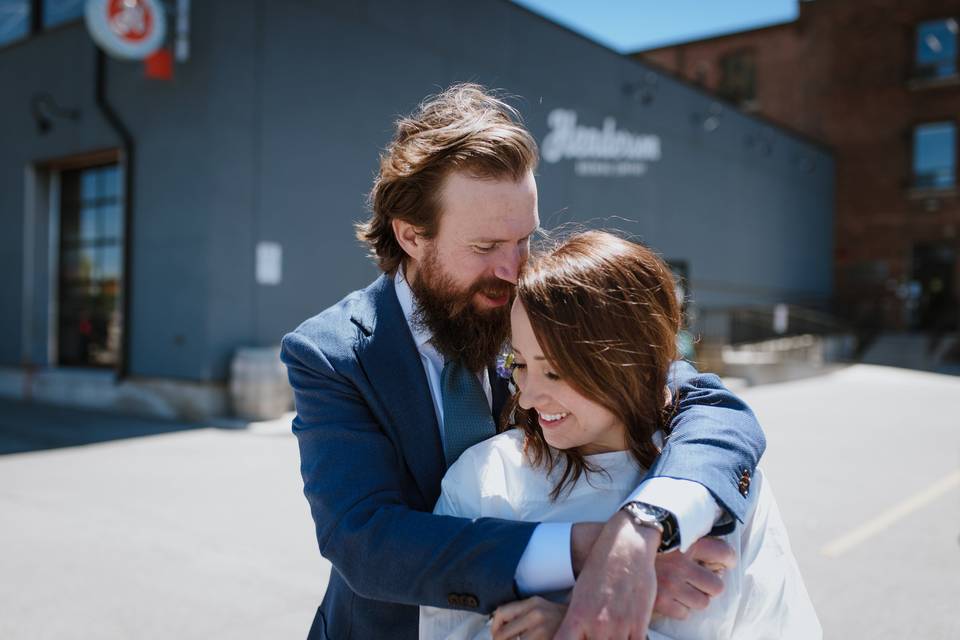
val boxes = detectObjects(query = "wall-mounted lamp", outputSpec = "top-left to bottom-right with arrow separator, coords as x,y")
691,102 -> 724,132
30,93 -> 81,135
790,151 -> 816,174
622,71 -> 659,105
744,131 -> 773,156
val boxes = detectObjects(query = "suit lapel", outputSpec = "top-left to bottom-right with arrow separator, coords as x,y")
489,367 -> 512,430
354,275 -> 446,505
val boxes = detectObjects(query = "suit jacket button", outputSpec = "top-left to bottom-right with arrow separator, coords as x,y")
447,594 -> 460,607
464,595 -> 479,608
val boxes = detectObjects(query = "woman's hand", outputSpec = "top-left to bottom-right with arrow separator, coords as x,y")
491,596 -> 567,640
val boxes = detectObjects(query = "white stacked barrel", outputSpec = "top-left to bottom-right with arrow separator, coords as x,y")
230,346 -> 293,420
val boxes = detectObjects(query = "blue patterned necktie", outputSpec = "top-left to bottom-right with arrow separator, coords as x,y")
440,359 -> 496,468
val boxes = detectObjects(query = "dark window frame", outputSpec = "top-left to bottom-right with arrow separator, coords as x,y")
716,47 -> 758,108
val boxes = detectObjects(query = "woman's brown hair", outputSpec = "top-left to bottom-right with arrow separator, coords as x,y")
357,83 -> 539,273
507,230 -> 682,499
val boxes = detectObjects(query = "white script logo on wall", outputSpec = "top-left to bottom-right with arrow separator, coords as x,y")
542,109 -> 662,178
85,0 -> 167,60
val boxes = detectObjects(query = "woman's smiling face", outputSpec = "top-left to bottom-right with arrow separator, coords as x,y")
509,299 -> 627,455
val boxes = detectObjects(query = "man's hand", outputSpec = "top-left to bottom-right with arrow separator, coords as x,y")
555,511 -> 660,640
491,596 -> 567,640
653,537 -> 735,619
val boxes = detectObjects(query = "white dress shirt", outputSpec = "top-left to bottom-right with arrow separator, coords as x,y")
419,431 -> 821,640
394,268 -> 722,594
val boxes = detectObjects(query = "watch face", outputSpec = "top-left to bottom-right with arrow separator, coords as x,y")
631,502 -> 668,522
648,505 -> 670,520
624,502 -> 680,552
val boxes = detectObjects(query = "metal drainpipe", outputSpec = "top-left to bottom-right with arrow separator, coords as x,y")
94,49 -> 135,381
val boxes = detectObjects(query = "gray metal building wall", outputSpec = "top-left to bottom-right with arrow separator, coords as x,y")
0,0 -> 833,386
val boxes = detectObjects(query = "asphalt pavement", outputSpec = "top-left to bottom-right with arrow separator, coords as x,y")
0,402 -> 328,639
743,364 -> 960,640
0,364 -> 957,639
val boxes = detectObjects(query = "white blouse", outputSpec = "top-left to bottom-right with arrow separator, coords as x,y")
419,429 -> 821,640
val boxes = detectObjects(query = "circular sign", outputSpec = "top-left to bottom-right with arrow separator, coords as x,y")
85,0 -> 167,60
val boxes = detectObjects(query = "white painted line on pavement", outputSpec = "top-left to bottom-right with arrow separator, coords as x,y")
821,469 -> 960,558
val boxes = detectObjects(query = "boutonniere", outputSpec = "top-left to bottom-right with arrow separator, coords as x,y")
496,351 -> 520,394
495,351 -> 516,380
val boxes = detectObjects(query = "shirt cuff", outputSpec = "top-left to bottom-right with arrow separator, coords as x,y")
514,522 -> 575,596
622,477 -> 723,553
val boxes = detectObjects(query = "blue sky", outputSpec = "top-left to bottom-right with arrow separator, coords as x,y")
509,0 -> 799,53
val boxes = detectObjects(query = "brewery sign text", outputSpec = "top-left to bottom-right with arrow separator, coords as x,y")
542,109 -> 662,178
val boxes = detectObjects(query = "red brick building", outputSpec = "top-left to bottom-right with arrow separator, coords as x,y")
635,0 -> 960,332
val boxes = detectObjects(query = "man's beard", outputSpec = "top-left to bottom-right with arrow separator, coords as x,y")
408,248 -> 513,373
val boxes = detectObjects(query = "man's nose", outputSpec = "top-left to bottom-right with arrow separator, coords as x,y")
493,244 -> 525,284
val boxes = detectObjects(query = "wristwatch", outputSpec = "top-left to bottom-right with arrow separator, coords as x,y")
620,501 -> 680,552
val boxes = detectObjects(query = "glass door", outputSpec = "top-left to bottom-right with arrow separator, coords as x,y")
57,164 -> 124,367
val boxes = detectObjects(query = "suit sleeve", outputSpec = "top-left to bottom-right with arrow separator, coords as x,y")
281,330 -> 536,613
646,360 -> 766,527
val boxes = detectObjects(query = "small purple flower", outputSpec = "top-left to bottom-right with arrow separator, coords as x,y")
495,351 -> 516,380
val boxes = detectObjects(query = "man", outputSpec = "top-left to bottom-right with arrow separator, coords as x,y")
281,84 -> 765,640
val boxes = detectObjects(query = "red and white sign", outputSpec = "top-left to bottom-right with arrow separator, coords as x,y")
85,0 -> 167,60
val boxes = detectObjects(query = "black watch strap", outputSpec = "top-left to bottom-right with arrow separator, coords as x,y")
621,501 -> 680,552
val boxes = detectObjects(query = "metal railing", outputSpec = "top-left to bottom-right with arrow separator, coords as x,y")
693,303 -> 847,346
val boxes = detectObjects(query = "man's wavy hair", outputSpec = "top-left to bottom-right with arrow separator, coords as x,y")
357,83 -> 539,273
505,231 -> 682,500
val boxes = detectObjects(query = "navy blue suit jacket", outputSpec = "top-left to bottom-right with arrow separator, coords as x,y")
281,274 -> 765,640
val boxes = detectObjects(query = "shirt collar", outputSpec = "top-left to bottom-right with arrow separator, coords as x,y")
394,264 -> 433,349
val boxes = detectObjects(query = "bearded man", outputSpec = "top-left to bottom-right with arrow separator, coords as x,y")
281,84 -> 765,640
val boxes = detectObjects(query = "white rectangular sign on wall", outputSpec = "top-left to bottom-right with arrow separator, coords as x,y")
256,242 -> 282,285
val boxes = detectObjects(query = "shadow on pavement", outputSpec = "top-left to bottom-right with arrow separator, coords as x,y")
0,399 -> 206,455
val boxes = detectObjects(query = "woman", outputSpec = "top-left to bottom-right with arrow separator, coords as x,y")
419,231 -> 820,639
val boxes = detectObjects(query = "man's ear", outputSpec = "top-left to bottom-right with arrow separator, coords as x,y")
393,218 -> 426,263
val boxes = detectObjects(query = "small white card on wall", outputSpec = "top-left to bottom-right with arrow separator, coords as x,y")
256,242 -> 282,285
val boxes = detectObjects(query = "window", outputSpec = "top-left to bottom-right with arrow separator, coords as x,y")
915,18 -> 958,79
57,164 -> 124,367
667,260 -> 694,360
0,0 -> 84,47
43,0 -> 84,29
0,0 -> 29,46
913,122 -> 956,189
717,50 -> 756,107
